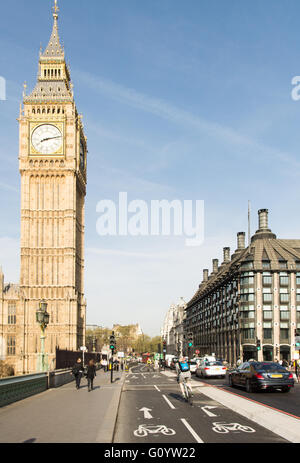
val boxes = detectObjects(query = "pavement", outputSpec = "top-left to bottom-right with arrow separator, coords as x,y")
0,368 -> 126,443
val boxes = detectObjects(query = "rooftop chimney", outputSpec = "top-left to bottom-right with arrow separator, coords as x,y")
237,232 -> 246,250
203,269 -> 209,282
252,208 -> 276,242
223,247 -> 230,263
258,209 -> 269,230
212,259 -> 219,274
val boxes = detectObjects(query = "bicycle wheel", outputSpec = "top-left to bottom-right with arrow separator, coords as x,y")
182,382 -> 188,401
188,389 -> 193,406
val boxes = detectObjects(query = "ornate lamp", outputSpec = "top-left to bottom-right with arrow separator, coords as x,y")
36,300 -> 50,372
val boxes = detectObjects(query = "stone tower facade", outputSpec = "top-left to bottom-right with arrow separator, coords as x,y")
16,1 -> 87,373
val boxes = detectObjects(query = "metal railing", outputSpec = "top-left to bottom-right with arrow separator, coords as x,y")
0,372 -> 48,408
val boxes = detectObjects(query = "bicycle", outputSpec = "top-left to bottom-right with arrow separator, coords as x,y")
182,377 -> 193,406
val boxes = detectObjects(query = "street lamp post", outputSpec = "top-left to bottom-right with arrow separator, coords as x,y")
36,300 -> 50,372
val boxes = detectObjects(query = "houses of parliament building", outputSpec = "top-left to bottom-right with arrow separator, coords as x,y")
0,1 -> 87,375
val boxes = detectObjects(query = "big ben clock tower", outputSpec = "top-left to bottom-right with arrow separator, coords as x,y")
18,1 -> 87,372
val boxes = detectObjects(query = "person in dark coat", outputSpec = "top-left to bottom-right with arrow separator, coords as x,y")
72,358 -> 84,389
86,359 -> 96,392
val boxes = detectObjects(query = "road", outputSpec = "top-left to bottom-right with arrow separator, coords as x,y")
113,364 -> 291,443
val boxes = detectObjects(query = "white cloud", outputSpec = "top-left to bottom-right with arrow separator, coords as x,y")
75,70 -> 300,172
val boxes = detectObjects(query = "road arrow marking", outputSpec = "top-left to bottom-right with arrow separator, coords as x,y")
201,406 -> 218,417
139,407 -> 153,419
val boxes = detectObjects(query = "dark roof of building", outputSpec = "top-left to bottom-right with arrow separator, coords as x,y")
187,228 -> 300,308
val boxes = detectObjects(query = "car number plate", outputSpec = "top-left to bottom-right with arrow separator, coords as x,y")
271,374 -> 283,378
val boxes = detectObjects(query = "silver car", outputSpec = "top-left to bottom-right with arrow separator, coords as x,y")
196,360 -> 227,378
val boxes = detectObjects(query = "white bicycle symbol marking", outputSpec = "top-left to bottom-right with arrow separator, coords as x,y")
212,422 -> 256,434
134,424 -> 176,437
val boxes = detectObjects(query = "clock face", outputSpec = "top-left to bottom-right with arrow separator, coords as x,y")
31,124 -> 62,155
80,140 -> 85,169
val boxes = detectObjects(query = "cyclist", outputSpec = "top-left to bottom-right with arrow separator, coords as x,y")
175,357 -> 193,400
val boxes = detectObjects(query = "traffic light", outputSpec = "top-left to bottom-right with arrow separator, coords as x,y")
110,332 -> 116,353
188,333 -> 193,348
295,331 -> 300,348
256,338 -> 261,351
163,340 -> 167,353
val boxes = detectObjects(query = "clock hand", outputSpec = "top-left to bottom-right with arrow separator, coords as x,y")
41,136 -> 62,142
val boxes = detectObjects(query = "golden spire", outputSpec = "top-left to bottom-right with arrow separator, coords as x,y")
53,0 -> 59,19
41,0 -> 64,58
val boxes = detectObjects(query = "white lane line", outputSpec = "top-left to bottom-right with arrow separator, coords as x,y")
154,385 -> 161,392
162,394 -> 176,410
141,374 -> 146,379
181,419 -> 204,443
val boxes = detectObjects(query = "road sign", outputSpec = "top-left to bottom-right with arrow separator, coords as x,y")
117,352 -> 124,358
80,346 -> 87,352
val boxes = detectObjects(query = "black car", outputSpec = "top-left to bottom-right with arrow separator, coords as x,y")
228,361 -> 294,393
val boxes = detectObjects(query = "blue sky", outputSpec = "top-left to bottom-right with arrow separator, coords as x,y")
1,0 -> 300,336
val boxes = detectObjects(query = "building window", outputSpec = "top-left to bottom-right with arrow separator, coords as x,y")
241,261 -> 253,270
7,336 -> 16,355
241,311 -> 255,319
280,328 -> 289,340
262,261 -> 271,269
242,328 -> 255,340
280,276 -> 289,286
263,311 -> 273,320
263,276 -> 272,286
263,328 -> 272,339
7,303 -> 16,325
280,293 -> 289,303
280,311 -> 290,320
279,261 -> 287,269
263,293 -> 272,303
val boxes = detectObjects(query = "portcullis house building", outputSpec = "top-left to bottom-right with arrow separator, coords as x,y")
185,209 -> 300,364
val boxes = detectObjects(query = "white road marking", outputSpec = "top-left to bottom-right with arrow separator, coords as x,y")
201,406 -> 218,417
181,419 -> 204,443
139,407 -> 153,419
154,385 -> 161,392
162,394 -> 176,410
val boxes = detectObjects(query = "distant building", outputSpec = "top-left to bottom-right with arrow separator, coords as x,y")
86,325 -> 100,331
161,298 -> 186,356
185,209 -> 300,364
113,323 -> 143,340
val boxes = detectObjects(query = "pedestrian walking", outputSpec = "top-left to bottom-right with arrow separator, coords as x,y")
86,359 -> 97,392
72,358 -> 84,390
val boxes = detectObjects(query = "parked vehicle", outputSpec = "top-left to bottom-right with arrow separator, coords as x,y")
227,361 -> 294,393
165,354 -> 176,368
191,357 -> 203,366
189,360 -> 198,374
196,360 -> 227,378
